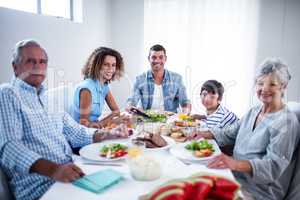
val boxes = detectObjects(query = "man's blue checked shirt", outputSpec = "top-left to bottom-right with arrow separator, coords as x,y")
127,69 -> 190,112
0,78 -> 93,200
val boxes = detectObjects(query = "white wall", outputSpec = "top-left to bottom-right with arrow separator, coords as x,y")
256,0 -> 300,102
1,0 -> 299,109
0,0 -> 111,88
109,0 -> 145,108
108,0 -> 300,109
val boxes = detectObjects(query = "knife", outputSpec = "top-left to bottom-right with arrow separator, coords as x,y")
130,107 -> 151,119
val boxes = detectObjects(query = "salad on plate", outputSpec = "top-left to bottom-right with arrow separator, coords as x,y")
100,143 -> 128,159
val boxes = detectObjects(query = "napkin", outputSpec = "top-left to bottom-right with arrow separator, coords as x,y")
72,169 -> 123,194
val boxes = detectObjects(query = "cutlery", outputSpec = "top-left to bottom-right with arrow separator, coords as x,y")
179,159 -> 192,165
81,162 -> 123,166
130,107 -> 151,119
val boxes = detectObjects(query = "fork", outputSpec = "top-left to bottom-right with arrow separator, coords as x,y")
81,162 -> 123,166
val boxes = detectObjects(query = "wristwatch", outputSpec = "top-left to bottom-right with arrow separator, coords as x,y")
93,129 -> 109,142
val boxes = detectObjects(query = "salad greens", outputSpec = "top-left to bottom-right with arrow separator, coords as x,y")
185,140 -> 214,151
143,110 -> 167,123
100,143 -> 128,158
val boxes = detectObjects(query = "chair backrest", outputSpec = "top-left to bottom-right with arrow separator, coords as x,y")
46,83 -> 75,115
0,166 -> 14,200
288,101 -> 300,122
46,82 -> 112,122
284,102 -> 300,200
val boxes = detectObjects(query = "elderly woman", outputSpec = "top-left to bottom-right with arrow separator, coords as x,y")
192,58 -> 300,200
72,47 -> 125,128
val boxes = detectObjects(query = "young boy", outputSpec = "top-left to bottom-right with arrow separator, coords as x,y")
193,80 -> 238,129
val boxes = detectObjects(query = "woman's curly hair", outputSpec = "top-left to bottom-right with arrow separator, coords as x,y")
82,47 -> 124,81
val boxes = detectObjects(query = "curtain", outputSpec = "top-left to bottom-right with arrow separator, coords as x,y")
144,0 -> 259,116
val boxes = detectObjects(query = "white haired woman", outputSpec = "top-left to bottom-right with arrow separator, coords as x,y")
191,58 -> 300,200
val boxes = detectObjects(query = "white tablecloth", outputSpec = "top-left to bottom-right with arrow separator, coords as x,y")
41,147 -> 236,200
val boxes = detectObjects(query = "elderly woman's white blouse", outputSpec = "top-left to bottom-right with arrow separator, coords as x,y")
211,105 -> 300,200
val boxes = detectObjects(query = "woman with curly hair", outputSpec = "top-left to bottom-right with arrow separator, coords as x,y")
72,47 -> 125,128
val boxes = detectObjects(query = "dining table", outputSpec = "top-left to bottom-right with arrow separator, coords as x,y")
40,136 -> 242,200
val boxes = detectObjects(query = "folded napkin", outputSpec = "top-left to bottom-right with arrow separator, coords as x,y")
73,169 -> 123,194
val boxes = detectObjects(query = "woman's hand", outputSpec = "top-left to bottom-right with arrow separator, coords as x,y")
80,118 -> 102,128
207,153 -> 252,174
207,153 -> 237,170
97,111 -> 121,127
111,114 -> 131,126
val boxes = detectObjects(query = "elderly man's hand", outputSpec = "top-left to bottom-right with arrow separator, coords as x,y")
93,124 -> 129,143
109,124 -> 129,138
30,159 -> 84,182
51,163 -> 85,183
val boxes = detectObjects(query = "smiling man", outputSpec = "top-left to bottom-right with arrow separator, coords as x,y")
127,44 -> 191,113
0,39 -> 129,200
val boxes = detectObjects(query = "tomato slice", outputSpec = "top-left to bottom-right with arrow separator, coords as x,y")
113,150 -> 127,158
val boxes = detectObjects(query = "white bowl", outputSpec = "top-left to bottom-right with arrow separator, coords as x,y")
127,153 -> 162,181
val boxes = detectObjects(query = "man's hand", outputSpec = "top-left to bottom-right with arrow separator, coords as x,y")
187,130 -> 214,140
181,103 -> 192,114
125,104 -> 134,113
30,159 -> 84,182
51,163 -> 85,183
93,129 -> 110,142
93,124 -> 129,143
109,124 -> 130,138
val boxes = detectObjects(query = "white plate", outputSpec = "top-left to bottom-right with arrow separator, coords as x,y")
169,139 -> 221,162
79,141 -> 129,162
132,135 -> 176,151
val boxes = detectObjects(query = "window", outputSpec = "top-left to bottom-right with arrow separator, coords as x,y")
41,0 -> 71,19
0,0 -> 37,13
144,0 -> 259,116
0,0 -> 82,22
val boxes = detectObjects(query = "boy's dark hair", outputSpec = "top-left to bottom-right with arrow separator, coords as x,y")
149,44 -> 166,55
201,80 -> 224,100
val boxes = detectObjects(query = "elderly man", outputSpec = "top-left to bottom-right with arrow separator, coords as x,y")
127,44 -> 191,113
0,39 -> 128,200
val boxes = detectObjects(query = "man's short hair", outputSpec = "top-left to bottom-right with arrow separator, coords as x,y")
201,80 -> 224,100
12,39 -> 48,65
149,44 -> 166,55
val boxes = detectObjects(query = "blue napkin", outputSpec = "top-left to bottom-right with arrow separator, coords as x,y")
72,169 -> 123,194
